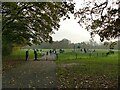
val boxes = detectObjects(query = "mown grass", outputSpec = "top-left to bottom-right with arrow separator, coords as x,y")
57,51 -> 118,64
56,50 -> 119,88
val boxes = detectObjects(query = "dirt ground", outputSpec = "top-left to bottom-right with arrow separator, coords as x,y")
2,60 -> 57,88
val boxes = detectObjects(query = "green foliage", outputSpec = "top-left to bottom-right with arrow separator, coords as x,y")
2,2 -> 74,56
2,2 -> 74,45
75,0 -> 120,42
25,39 -> 119,50
104,41 -> 117,49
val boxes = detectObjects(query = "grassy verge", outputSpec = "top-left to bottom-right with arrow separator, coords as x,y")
56,51 -> 119,88
2,49 -> 41,73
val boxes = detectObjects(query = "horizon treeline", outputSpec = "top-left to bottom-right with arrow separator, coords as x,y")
23,38 -> 119,50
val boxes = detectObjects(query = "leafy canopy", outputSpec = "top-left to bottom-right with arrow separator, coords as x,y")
74,0 -> 120,42
2,2 -> 74,46
2,2 -> 74,56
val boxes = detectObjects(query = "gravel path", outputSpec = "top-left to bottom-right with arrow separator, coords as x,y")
2,54 -> 57,88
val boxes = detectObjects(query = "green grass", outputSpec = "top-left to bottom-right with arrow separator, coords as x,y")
56,51 -> 119,88
2,48 -> 119,88
3,49 -> 42,60
57,51 -> 118,63
2,49 -> 42,72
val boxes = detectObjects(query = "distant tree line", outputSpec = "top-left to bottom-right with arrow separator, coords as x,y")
24,38 -> 119,50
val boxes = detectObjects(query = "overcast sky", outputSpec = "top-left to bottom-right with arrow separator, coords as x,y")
51,0 -> 101,43
51,0 -> 118,43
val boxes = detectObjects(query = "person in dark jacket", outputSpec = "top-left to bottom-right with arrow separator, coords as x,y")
84,48 -> 87,53
26,50 -> 29,61
34,49 -> 37,60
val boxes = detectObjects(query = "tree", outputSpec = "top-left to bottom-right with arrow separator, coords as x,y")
74,0 -> 120,42
104,41 -> 109,49
109,41 -> 117,49
80,42 -> 87,48
2,2 -> 74,56
104,41 -> 117,49
59,39 -> 71,48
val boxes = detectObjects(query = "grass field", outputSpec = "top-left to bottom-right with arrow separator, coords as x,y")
56,50 -> 119,88
2,49 -> 42,72
2,48 -> 119,88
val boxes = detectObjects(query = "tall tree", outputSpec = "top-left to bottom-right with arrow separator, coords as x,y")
74,0 -> 120,42
2,2 -> 74,55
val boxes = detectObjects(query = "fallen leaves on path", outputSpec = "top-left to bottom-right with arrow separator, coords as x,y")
3,60 -> 25,73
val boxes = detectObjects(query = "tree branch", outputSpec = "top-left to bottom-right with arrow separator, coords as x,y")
2,3 -> 28,31
90,0 -> 108,20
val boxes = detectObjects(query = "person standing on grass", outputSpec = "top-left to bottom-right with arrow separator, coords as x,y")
26,50 -> 29,61
34,49 -> 37,61
46,51 -> 48,55
49,50 -> 52,55
84,48 -> 87,53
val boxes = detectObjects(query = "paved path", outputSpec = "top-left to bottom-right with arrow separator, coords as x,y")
40,54 -> 57,61
2,54 -> 57,88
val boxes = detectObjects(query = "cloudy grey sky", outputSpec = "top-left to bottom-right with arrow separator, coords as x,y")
51,0 -> 118,43
51,0 -> 101,43
51,15 -> 100,43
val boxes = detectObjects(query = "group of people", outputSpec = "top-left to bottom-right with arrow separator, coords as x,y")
25,49 -> 58,61
26,49 -> 37,61
80,48 -> 96,53
80,48 -> 87,53
46,49 -> 57,55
